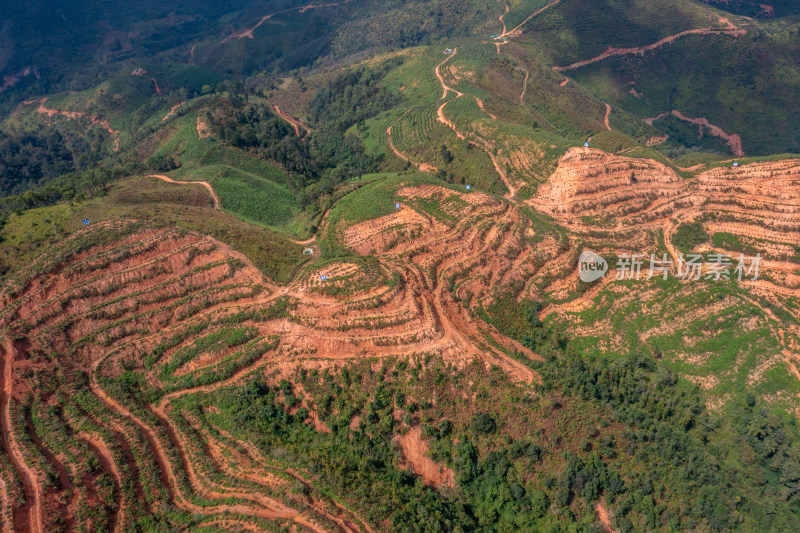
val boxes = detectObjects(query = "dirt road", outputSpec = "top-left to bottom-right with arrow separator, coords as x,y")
433,49 -> 517,197
554,19 -> 745,72
499,0 -> 563,38
274,105 -> 311,140
1,337 -> 42,533
27,98 -> 120,151
520,67 -> 530,105
645,110 -> 744,156
148,174 -> 220,209
162,102 -> 185,121
222,0 -> 354,42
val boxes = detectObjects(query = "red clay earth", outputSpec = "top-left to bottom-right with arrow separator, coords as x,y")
0,186 -> 555,529
1,338 -> 43,533
527,148 -> 799,330
0,224 -> 373,532
595,501 -> 617,533
1,142 -> 798,529
162,102 -> 186,122
195,116 -> 211,139
396,426 -> 455,488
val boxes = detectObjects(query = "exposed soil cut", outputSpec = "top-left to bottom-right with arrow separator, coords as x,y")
222,0 -> 354,43
396,426 -> 455,488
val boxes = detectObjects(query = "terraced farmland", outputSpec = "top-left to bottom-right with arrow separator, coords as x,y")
4,0 -> 800,530
2,142 -> 798,528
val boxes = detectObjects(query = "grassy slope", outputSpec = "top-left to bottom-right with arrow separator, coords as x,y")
148,110 -> 315,237
0,176 -> 306,283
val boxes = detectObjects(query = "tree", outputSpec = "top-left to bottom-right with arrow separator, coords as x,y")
472,413 -> 496,434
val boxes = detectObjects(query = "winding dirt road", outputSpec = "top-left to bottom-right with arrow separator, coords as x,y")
148,174 -> 220,209
222,0 -> 354,42
162,102 -> 185,121
499,0 -> 563,39
644,110 -> 744,156
554,18 -> 745,72
1,337 -> 42,533
433,49 -> 517,197
520,67 -> 530,105
273,105 -> 311,140
25,98 -> 120,151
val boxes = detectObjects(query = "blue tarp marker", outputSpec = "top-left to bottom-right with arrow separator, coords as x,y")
584,142 -> 590,147
320,274 -> 327,281
82,219 -> 90,225
395,203 -> 400,209
466,184 -> 471,190
733,162 -> 739,167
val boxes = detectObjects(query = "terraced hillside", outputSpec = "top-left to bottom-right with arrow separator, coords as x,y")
3,0 -> 800,531
1,148 -> 799,530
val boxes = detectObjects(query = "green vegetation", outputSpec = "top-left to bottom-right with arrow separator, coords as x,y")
530,0 -> 800,155
0,177 -> 305,282
3,1 -> 800,531
135,331 -> 800,532
673,220 -> 710,253
0,127 -> 101,195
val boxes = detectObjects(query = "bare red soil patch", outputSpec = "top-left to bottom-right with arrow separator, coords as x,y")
162,102 -> 185,121
595,501 -> 617,533
396,426 -> 455,488
196,116 -> 210,139
274,105 -> 312,140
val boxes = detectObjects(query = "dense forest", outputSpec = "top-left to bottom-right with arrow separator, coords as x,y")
209,61 -> 404,206
0,127 -> 106,196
